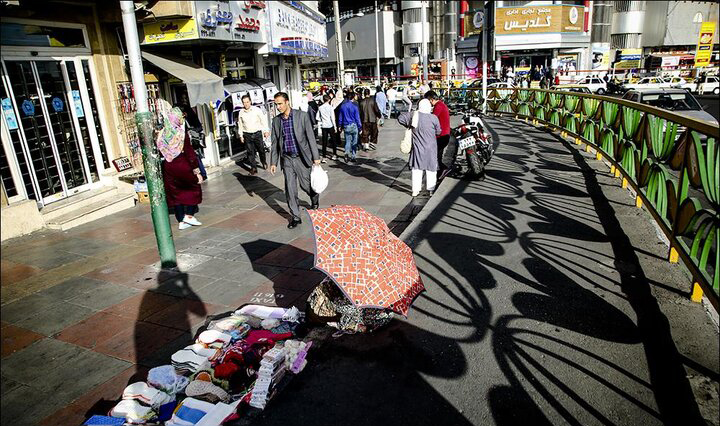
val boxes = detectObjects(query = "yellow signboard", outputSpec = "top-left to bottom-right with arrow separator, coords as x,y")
694,21 -> 716,68
143,19 -> 198,44
465,10 -> 484,37
496,5 -> 584,35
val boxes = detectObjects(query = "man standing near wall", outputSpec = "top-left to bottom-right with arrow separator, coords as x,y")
238,95 -> 270,175
269,92 -> 321,229
424,91 -> 450,173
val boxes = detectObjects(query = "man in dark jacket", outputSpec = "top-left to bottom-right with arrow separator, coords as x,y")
269,92 -> 321,229
359,88 -> 382,151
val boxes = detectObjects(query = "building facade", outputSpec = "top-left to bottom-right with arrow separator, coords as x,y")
0,0 -> 326,240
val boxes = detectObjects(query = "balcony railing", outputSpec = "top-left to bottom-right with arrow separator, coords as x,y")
448,87 -> 719,311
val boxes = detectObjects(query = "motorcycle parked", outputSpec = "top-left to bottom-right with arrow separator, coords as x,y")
446,109 -> 494,179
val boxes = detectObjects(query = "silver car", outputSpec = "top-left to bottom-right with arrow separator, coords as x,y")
622,88 -> 718,126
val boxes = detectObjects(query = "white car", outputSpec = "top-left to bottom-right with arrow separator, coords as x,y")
622,76 -> 673,91
697,76 -> 720,95
664,76 -> 694,90
573,76 -> 608,94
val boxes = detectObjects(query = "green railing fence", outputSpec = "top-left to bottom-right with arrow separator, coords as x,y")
448,87 -> 719,311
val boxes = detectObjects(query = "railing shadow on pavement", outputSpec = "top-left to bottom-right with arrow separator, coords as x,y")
401,115 -> 710,424
449,87 -> 719,312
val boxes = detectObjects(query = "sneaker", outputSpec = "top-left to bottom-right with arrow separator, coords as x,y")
178,222 -> 192,230
344,155 -> 349,163
411,192 -> 420,197
183,215 -> 202,226
331,155 -> 338,161
321,158 -> 327,163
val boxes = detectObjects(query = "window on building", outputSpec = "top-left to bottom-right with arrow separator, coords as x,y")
0,22 -> 86,48
403,9 -> 422,23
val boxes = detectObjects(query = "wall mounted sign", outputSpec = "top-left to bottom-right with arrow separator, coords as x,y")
51,97 -> 64,112
495,5 -> 584,35
193,0 -> 266,43
72,90 -> 85,118
265,1 -> 328,57
21,99 -> 34,116
112,156 -> 133,172
465,56 -> 479,69
142,19 -> 198,44
2,98 -> 18,130
695,21 -> 716,68
464,10 -> 484,37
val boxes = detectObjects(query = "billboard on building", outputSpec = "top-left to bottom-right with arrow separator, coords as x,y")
615,49 -> 642,69
265,1 -> 328,57
495,5 -> 584,35
592,43 -> 610,70
465,9 -> 484,37
694,21 -> 716,68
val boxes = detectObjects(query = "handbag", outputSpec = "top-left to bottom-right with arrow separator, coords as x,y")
400,128 -> 412,154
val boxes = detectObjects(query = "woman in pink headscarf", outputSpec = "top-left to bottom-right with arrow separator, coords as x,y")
156,107 -> 203,230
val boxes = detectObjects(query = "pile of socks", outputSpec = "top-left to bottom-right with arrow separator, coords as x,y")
284,340 -> 313,374
249,345 -> 287,409
172,344 -> 220,375
110,382 -> 177,424
197,330 -> 232,349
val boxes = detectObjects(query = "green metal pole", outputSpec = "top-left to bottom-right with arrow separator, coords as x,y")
121,0 -> 176,268
136,111 -> 177,268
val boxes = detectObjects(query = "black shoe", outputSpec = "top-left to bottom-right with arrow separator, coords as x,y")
350,157 -> 357,163
287,219 -> 302,229
344,155 -> 349,163
310,203 -> 319,210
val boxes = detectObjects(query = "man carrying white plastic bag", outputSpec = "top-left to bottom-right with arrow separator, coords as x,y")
311,164 -> 329,194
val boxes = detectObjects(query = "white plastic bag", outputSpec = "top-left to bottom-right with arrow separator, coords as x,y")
400,128 -> 412,154
311,165 -> 329,194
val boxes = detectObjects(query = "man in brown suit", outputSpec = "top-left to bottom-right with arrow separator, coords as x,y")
359,88 -> 382,151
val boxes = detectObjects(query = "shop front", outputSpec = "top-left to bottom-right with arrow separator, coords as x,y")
1,19 -> 112,207
494,4 -> 590,80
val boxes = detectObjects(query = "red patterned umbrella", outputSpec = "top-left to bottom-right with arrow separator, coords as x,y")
306,205 -> 425,316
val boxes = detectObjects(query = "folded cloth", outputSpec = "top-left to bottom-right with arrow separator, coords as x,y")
122,382 -> 173,408
109,399 -> 156,423
148,365 -> 189,395
194,399 -> 242,426
235,305 -> 287,320
185,380 -> 230,403
208,316 -> 248,332
260,318 -> 280,330
165,397 -> 215,426
197,330 -> 232,347
244,330 -> 293,346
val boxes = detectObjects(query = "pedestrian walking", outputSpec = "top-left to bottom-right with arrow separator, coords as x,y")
269,92 -> 321,229
401,88 -> 413,113
337,91 -> 362,163
157,107 -> 203,230
375,85 -> 388,126
360,88 -> 381,151
398,99 -> 441,197
424,91 -> 450,173
237,94 -> 269,175
316,94 -> 339,161
386,84 -> 398,118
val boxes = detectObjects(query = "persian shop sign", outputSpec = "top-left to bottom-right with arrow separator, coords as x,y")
496,5 -> 584,35
194,0 -> 266,43
142,19 -> 198,44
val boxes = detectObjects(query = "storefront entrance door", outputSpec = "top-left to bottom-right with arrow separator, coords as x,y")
2,59 -> 96,205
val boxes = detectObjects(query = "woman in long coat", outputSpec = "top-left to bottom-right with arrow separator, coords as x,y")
157,107 -> 203,230
398,99 -> 442,196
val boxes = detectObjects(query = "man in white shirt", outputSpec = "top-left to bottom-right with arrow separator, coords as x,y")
237,94 -> 269,175
316,94 -> 339,161
386,85 -> 398,118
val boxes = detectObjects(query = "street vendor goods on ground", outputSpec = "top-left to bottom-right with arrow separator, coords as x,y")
80,206 -> 424,425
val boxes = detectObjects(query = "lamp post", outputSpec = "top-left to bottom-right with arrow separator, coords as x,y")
333,1 -> 345,87
421,1 -> 428,82
375,1 -> 381,86
119,0 -> 176,268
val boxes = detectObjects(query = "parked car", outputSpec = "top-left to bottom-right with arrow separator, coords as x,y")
621,76 -> 673,91
560,76 -> 607,94
696,75 -> 720,95
622,88 -> 718,126
468,78 -> 501,89
664,76 -> 695,90
555,85 -> 592,94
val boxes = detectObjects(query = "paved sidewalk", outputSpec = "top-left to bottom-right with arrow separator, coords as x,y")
0,119 -> 429,426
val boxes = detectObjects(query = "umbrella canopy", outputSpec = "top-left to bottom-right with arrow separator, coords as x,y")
306,205 -> 425,316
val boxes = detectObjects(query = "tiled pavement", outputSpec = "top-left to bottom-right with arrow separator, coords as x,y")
0,119 -> 435,426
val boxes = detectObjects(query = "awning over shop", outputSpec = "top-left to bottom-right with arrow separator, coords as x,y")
456,36 -> 480,54
141,51 -> 223,107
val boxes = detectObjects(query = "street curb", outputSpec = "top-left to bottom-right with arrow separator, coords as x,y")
399,175 -> 461,249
